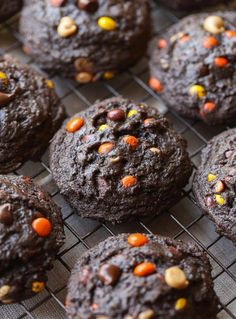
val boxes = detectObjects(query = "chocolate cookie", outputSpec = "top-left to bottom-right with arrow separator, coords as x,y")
0,174 -> 65,304
158,0 -> 225,10
66,233 -> 219,319
193,129 -> 236,244
19,0 -> 151,83
0,55 -> 65,173
50,97 -> 192,223
149,12 -> 236,125
0,0 -> 22,22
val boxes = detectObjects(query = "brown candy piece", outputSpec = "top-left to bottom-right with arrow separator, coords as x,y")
107,109 -> 125,121
74,58 -> 93,72
98,264 -> 121,286
0,204 -> 13,225
78,0 -> 98,12
0,92 -> 14,108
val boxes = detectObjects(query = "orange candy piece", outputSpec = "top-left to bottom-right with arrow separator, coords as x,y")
179,35 -> 190,43
123,136 -> 139,150
203,102 -> 216,113
133,262 -> 156,277
98,142 -> 114,154
203,36 -> 218,49
66,117 -> 84,133
149,78 -> 163,92
32,217 -> 52,237
158,39 -> 167,49
214,57 -> 229,68
128,233 -> 149,247
225,30 -> 236,37
121,175 -> 137,188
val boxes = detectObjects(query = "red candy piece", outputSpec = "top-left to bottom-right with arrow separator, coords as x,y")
158,39 -> 167,49
149,78 -> 163,92
128,233 -> 148,247
203,36 -> 218,49
32,217 -> 52,237
214,57 -> 229,68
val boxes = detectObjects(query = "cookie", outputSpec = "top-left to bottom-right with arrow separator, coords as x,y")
19,0 -> 151,83
0,55 -> 65,173
193,128 -> 236,244
149,12 -> 236,125
66,233 -> 219,319
158,0 -> 225,10
0,174 -> 65,304
50,97 -> 192,223
0,0 -> 22,22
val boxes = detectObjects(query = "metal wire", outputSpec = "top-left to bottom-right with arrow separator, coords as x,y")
0,1 -> 235,318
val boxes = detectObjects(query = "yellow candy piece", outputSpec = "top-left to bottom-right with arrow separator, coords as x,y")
0,285 -> 10,299
98,17 -> 116,31
45,79 -> 54,89
103,71 -> 115,80
189,85 -> 206,99
207,173 -> 216,182
175,298 -> 187,311
215,194 -> 225,206
32,281 -> 45,293
127,109 -> 138,118
0,71 -> 8,84
99,124 -> 109,131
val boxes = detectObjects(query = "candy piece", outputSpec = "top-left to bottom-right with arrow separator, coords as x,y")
0,285 -> 10,299
0,92 -> 14,108
107,109 -> 125,121
128,233 -> 148,247
150,147 -> 160,154
32,281 -> 45,293
203,102 -> 216,113
215,180 -> 225,193
158,39 -> 167,49
76,72 -> 93,83
225,30 -> 236,37
0,71 -> 8,84
203,16 -> 224,34
99,124 -> 109,131
189,85 -> 205,99
144,118 -> 156,126
0,203 -> 13,225
175,298 -> 187,311
78,0 -> 98,12
133,262 -> 156,277
208,173 -> 216,182
127,109 -> 138,118
215,194 -> 225,205
121,175 -> 137,188
98,17 -> 116,31
179,35 -> 190,43
66,117 -> 84,133
203,36 -> 218,49
138,310 -> 155,319
45,79 -> 54,88
74,58 -> 93,72
214,57 -> 229,68
103,71 -> 115,80
164,266 -> 189,289
50,0 -> 65,6
149,78 -> 163,92
123,135 -> 139,150
98,264 -> 121,286
57,16 -> 77,38
32,217 -> 52,237
98,142 -> 114,154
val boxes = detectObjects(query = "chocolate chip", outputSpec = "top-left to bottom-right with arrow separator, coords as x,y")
98,264 -> 121,286
0,204 -> 13,225
107,109 -> 125,121
0,92 -> 13,108
78,0 -> 98,12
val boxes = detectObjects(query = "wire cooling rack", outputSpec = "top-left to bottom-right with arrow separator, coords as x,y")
0,1 -> 236,318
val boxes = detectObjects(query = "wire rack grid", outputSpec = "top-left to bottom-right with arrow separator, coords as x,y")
0,1 -> 236,318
